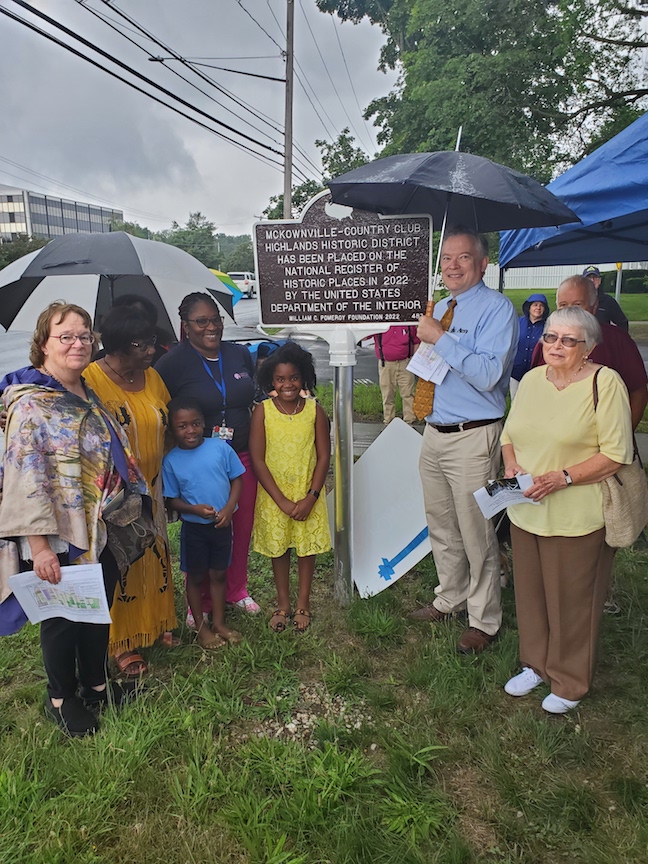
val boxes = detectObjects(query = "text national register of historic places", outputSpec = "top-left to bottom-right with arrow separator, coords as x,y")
254,192 -> 431,327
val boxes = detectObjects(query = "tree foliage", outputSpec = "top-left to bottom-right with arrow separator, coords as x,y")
319,0 -> 648,181
157,212 -> 221,269
109,219 -> 152,238
316,127 -> 372,181
222,238 -> 254,272
0,235 -> 48,269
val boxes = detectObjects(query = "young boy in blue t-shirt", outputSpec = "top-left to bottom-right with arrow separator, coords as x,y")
162,397 -> 245,649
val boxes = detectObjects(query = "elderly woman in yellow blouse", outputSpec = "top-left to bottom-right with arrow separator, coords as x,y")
500,306 -> 633,714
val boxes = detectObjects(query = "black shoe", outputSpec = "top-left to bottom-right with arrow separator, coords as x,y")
80,681 -> 140,711
45,696 -> 99,737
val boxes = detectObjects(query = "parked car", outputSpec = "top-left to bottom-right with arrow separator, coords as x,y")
228,271 -> 257,298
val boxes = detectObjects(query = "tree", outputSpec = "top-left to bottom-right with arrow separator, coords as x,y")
157,212 -> 221,269
320,0 -> 647,181
0,234 -> 48,269
222,239 -> 254,273
109,219 -> 153,239
263,179 -> 324,220
316,127 -> 371,181
262,130 -> 370,218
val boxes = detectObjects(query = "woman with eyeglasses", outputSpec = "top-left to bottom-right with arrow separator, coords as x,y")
0,302 -> 148,737
155,292 -> 261,629
500,306 -> 633,714
84,306 -> 177,676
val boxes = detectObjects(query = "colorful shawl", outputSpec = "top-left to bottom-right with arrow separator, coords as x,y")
0,373 -> 148,631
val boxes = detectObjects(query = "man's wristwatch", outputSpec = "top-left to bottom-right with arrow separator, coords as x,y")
307,489 -> 320,499
563,470 -> 573,486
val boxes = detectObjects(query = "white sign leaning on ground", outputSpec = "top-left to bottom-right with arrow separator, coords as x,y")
347,419 -> 430,598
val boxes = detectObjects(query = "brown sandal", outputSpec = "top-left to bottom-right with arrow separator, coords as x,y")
269,609 -> 291,633
157,631 -> 181,648
114,650 -> 148,677
293,609 -> 312,633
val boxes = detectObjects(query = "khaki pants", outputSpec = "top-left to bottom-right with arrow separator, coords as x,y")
510,524 -> 614,700
378,359 -> 416,424
418,422 -> 503,634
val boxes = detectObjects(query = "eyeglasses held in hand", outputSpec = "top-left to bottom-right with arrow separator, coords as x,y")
186,316 -> 223,329
51,333 -> 95,346
130,335 -> 158,350
541,333 -> 586,348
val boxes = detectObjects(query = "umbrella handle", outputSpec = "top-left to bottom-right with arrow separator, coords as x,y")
424,300 -> 435,317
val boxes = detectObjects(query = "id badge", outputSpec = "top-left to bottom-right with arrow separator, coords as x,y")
213,425 -> 234,441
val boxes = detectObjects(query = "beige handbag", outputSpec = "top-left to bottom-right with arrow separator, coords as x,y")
593,370 -> 648,548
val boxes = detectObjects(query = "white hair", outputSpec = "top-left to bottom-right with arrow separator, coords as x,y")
544,306 -> 601,351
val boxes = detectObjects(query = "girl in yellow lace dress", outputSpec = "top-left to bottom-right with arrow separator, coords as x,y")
249,343 -> 331,632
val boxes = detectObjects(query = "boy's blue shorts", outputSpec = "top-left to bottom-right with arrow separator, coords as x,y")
180,520 -> 233,578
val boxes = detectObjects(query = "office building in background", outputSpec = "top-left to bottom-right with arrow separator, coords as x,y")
0,183 -> 122,242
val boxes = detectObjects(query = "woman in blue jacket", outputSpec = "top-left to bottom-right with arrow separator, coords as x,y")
510,294 -> 549,398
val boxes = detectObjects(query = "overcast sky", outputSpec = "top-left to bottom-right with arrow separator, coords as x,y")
0,0 -> 398,235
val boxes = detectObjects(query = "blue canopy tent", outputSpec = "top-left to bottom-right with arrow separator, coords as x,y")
499,112 -> 648,269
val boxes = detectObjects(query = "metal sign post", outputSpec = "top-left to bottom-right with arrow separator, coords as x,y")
254,192 -> 431,604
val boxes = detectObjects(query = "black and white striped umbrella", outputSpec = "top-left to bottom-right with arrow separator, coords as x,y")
0,231 -> 235,338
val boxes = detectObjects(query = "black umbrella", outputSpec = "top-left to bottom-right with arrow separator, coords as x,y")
0,232 -> 235,337
327,152 -> 579,232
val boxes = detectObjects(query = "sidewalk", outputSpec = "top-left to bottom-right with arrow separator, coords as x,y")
349,422 -> 648,462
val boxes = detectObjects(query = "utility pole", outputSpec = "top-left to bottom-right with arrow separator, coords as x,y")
283,0 -> 294,219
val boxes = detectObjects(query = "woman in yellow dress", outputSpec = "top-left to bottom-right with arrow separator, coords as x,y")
85,306 -> 177,675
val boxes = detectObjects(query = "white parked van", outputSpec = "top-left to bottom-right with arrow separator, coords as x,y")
228,271 -> 257,299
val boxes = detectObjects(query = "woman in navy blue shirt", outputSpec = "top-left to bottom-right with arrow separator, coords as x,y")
156,293 -> 261,621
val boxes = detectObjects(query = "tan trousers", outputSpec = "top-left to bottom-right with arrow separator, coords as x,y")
418,422 -> 503,634
378,359 -> 416,424
510,525 -> 614,701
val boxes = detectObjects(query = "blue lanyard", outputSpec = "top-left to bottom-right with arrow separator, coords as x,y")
197,350 -> 227,424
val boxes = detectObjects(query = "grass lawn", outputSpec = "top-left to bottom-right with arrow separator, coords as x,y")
1,525 -> 647,863
502,289 -> 648,320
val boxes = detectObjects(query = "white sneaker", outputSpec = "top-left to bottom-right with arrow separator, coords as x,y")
542,693 -> 581,714
234,595 -> 261,615
504,667 -> 543,697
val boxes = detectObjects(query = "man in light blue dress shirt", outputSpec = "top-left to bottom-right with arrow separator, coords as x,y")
410,228 -> 518,654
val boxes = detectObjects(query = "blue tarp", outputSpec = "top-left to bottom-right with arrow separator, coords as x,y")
499,113 -> 648,268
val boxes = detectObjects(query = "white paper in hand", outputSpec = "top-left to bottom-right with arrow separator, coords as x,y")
406,342 -> 451,383
8,564 -> 111,625
473,474 -> 538,519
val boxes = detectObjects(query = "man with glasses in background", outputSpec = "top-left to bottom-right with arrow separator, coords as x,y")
532,275 -> 647,430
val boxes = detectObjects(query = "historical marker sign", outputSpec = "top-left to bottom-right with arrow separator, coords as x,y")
254,191 -> 431,327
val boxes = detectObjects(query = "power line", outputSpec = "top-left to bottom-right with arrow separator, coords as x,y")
329,13 -> 377,153
235,0 -> 283,52
75,1 -> 290,163
91,0 -> 316,180
263,0 -> 338,141
99,0 -> 284,143
8,0 -> 289,165
0,4 -> 286,175
161,60 -> 285,83
298,0 -> 374,154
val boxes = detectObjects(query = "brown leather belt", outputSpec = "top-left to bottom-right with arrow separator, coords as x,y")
429,418 -> 502,434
